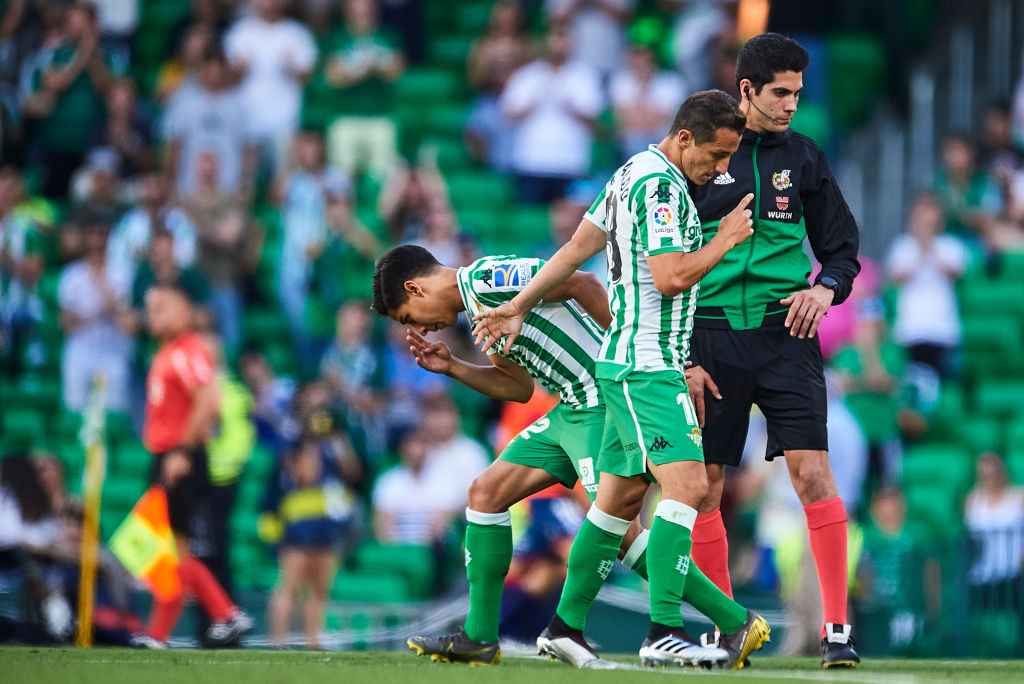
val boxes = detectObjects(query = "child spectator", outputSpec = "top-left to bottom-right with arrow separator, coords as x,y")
262,435 -> 358,649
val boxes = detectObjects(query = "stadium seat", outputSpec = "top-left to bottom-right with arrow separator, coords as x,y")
102,477 -> 147,513
955,414 -> 1005,456
903,482 -> 963,541
901,443 -> 974,494
974,380 -> 1024,418
454,2 -> 493,34
960,279 -> 1024,318
395,68 -> 460,103
112,441 -> 153,481
355,542 -> 435,599
430,35 -> 476,69
996,251 -> 1024,281
331,570 -> 411,602
1006,449 -> 1024,486
1007,419 -> 1024,450
825,34 -> 885,130
446,172 -> 511,211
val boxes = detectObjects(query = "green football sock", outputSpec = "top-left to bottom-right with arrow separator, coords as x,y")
647,500 -> 698,628
622,528 -> 746,633
555,506 -> 630,631
462,510 -> 514,643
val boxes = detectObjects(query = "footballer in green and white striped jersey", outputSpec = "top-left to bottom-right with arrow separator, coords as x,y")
457,256 -> 604,409
585,145 -> 703,381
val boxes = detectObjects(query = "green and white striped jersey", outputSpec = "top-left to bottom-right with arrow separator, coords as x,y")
585,145 -> 703,381
456,256 -> 605,409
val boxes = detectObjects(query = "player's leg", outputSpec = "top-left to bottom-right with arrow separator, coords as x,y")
409,411 -> 570,663
755,326 -> 857,668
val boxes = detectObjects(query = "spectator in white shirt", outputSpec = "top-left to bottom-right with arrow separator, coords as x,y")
501,26 -> 603,204
224,0 -> 317,176
58,216 -> 133,412
610,41 -> 687,159
163,46 -> 258,197
372,430 -> 454,545
546,0 -> 634,80
107,173 -> 197,288
885,193 -> 967,378
421,398 -> 490,514
965,452 -> 1024,610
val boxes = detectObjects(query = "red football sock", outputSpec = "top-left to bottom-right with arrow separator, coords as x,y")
804,496 -> 849,636
691,509 -> 733,599
147,593 -> 185,642
179,556 -> 235,622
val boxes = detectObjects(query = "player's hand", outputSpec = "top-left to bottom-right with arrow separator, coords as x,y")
407,328 -> 453,375
781,284 -> 835,339
684,364 -> 721,428
472,300 -> 525,355
717,193 -> 755,248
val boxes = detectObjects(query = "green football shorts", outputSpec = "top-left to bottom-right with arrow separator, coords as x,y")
598,370 -> 704,479
500,403 -> 605,501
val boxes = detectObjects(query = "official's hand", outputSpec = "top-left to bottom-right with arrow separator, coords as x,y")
717,193 -> 755,248
684,364 -> 721,428
161,448 -> 192,487
407,328 -> 453,374
472,300 -> 525,355
781,284 -> 835,339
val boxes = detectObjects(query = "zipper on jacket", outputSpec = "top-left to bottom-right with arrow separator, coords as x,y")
741,134 -> 762,329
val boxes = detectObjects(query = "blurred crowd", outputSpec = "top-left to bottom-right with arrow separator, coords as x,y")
1,0 -> 1023,653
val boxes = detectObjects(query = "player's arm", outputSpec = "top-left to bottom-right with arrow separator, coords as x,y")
407,329 -> 534,403
648,193 -> 754,296
541,270 -> 611,329
473,219 -> 606,352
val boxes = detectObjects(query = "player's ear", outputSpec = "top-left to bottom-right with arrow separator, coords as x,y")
676,128 -> 693,149
403,280 -> 424,297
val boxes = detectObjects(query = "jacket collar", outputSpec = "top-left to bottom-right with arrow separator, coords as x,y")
741,127 -> 792,147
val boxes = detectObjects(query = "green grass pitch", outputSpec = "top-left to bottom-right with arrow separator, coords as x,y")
2,647 -> 1023,684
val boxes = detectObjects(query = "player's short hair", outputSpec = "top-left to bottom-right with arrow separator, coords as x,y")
735,32 -> 809,95
668,90 -> 746,144
371,245 -> 442,317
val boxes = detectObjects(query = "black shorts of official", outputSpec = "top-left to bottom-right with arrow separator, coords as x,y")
690,322 -> 828,466
150,447 -> 211,535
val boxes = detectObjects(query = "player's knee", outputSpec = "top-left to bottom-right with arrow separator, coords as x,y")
467,472 -> 501,512
791,452 -> 837,502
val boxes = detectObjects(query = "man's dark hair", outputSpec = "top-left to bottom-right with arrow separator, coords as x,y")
147,278 -> 194,304
371,245 -> 442,317
735,33 -> 809,95
668,90 -> 746,144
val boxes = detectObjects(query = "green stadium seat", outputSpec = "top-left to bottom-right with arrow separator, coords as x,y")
102,477 -> 146,513
901,443 -> 973,494
423,104 -> 470,138
432,138 -> 473,174
355,542 -> 435,598
960,279 -> 1024,318
996,251 -> 1024,281
1007,419 -> 1024,449
1,407 -> 47,445
395,68 -> 460,103
244,308 -> 293,347
511,207 -> 552,243
903,482 -> 963,542
430,35 -> 475,69
789,100 -> 832,149
955,415 -> 1005,456
1006,449 -> 1024,486
104,412 -> 135,448
974,380 -> 1024,418
963,315 -> 1024,377
825,34 -> 885,130
454,3 -> 493,34
446,172 -> 511,212
331,569 -> 411,602
112,441 -> 153,481
968,611 -> 1021,658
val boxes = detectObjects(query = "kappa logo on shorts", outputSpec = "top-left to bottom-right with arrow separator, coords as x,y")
649,436 -> 673,452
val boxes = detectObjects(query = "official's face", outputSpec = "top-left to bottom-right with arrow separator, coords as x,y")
746,70 -> 803,133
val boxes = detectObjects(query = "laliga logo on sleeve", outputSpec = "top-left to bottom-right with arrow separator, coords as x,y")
653,205 -> 673,226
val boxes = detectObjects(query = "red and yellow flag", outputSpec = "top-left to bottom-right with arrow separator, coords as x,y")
109,485 -> 180,602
